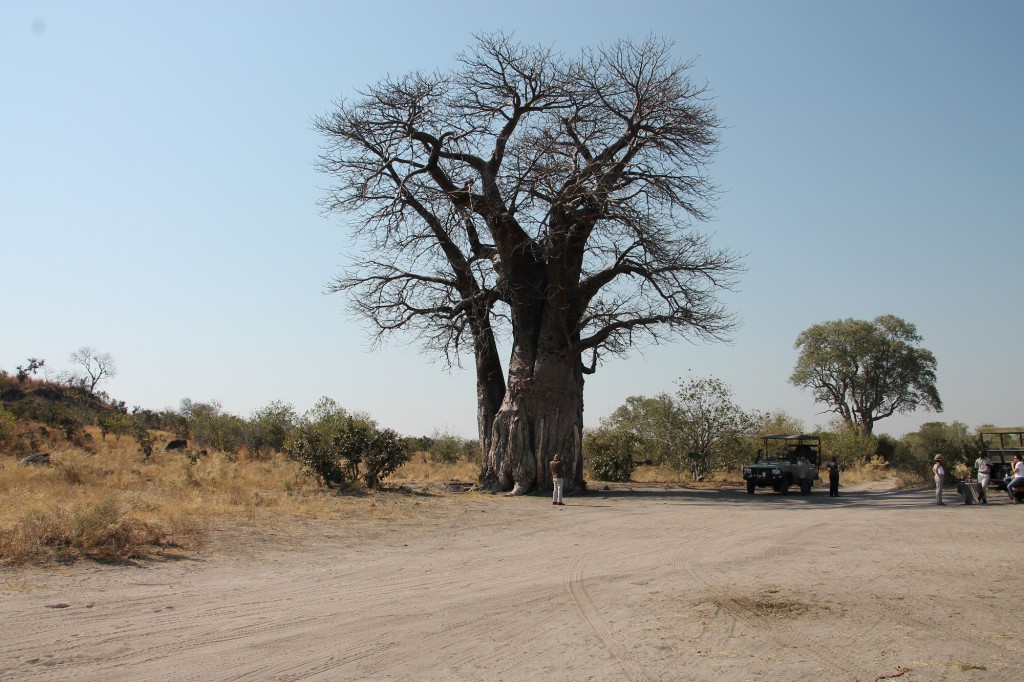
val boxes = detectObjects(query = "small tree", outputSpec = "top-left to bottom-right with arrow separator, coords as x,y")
604,394 -> 685,468
245,401 -> 297,459
15,358 -> 45,383
674,376 -> 754,481
98,410 -> 133,441
68,347 -> 117,395
820,418 -> 877,469
362,428 -> 412,488
179,399 -> 247,453
132,423 -> 155,459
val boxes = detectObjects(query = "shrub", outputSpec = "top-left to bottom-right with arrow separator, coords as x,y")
132,424 -> 155,459
284,397 -> 409,489
585,426 -> 637,482
98,410 -> 132,441
0,404 -> 16,448
361,428 -> 411,489
427,428 -> 463,464
244,401 -> 297,460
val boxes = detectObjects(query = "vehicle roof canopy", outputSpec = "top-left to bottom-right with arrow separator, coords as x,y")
977,427 -> 1024,435
762,433 -> 821,442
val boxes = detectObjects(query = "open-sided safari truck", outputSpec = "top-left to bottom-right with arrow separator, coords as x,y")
743,434 -> 821,495
977,427 -> 1024,491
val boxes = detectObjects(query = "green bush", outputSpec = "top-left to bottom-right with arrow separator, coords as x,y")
284,397 -> 410,489
361,428 -> 411,488
585,426 -> 637,482
0,404 -> 16,447
244,401 -> 297,460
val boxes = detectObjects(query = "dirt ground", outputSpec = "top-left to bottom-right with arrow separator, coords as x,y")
1,480 -> 1020,682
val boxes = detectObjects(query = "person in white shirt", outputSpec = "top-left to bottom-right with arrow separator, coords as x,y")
974,453 -> 993,489
1006,454 -> 1024,504
932,454 -> 946,506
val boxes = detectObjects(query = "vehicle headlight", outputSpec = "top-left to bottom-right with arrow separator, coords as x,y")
743,468 -> 751,476
772,468 -> 781,475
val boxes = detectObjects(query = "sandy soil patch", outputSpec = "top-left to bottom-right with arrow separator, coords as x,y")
1,483 -> 1019,681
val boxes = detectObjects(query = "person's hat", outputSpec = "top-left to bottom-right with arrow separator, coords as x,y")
933,454 -> 943,461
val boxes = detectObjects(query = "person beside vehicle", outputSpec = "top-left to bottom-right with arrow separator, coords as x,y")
796,456 -> 811,495
1006,454 -> 1024,505
933,455 -> 946,506
974,453 -> 993,490
826,458 -> 840,497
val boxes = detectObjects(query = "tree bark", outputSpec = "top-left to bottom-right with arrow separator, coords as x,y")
481,318 -> 585,495
473,317 -> 506,459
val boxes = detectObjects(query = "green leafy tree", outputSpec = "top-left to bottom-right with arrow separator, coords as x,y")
790,315 -> 942,435
820,418 -> 877,469
902,421 -> 976,474
604,394 -> 685,468
132,423 -> 155,459
674,376 -> 754,481
179,399 -> 246,453
245,401 -> 297,459
584,426 -> 637,482
98,410 -> 133,441
316,33 -> 742,495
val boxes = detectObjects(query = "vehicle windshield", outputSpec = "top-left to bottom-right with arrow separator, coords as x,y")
756,436 -> 821,464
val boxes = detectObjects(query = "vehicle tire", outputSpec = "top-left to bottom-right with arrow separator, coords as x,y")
780,477 -> 790,495
746,480 -> 756,494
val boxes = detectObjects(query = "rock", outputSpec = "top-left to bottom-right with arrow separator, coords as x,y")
19,452 -> 51,466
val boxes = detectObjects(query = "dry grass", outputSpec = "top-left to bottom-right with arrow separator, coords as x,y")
387,456 -> 480,484
631,456 -> 901,488
0,428 -> 478,567
3,428 -> 914,567
837,456 -> 891,485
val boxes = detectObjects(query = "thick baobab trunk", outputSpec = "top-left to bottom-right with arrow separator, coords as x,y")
481,328 -> 585,495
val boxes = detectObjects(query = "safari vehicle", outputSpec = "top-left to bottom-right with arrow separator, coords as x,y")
977,427 -> 1024,490
743,434 -> 821,495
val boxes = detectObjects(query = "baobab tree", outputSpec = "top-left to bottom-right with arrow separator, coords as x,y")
316,33 -> 742,493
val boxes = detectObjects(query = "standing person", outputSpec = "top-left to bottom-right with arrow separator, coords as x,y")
550,453 -> 565,506
1006,454 -> 1024,504
974,452 -> 993,491
933,454 -> 946,506
826,459 -> 840,497
796,456 -> 810,495
970,451 -> 991,504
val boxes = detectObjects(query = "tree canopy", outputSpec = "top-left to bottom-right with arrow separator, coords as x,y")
789,315 -> 942,435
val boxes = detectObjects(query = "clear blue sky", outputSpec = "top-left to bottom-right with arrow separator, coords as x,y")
3,1 -> 1022,439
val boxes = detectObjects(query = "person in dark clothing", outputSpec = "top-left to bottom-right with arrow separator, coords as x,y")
826,459 -> 840,497
550,453 -> 565,505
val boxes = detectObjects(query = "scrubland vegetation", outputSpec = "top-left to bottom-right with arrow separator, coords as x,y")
0,357 -> 987,567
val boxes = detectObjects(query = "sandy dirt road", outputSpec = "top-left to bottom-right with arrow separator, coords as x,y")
1,484 -> 1020,681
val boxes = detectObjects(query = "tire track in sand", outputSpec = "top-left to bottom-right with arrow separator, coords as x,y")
563,553 -> 657,682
